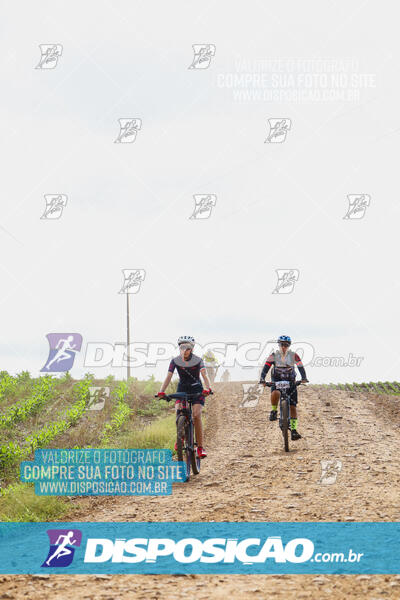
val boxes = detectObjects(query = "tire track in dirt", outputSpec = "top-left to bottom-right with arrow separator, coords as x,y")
6,382 -> 400,599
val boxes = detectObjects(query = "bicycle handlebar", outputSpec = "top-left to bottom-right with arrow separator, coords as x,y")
263,380 -> 303,388
155,390 -> 214,402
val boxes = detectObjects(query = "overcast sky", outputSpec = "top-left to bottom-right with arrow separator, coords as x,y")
0,0 -> 398,384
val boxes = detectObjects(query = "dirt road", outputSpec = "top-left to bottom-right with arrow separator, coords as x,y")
4,382 -> 400,599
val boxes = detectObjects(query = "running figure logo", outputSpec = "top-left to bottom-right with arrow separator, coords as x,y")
88,386 -> 109,411
240,383 -> 264,408
319,460 -> 342,485
265,119 -> 292,143
188,44 -> 216,69
119,269 -> 146,294
343,194 -> 371,219
40,194 -> 67,220
42,529 -> 82,568
114,118 -> 142,143
41,333 -> 83,373
189,195 -> 217,220
272,269 -> 299,294
35,44 -> 63,69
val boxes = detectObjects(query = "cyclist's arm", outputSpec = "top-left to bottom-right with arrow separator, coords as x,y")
159,372 -> 172,393
260,354 -> 274,381
160,360 -> 175,393
200,367 -> 211,390
294,353 -> 308,380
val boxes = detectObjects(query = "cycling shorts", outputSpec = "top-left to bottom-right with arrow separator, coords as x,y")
175,382 -> 205,406
271,383 -> 298,406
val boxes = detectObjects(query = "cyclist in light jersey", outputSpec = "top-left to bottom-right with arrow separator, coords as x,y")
259,335 -> 308,440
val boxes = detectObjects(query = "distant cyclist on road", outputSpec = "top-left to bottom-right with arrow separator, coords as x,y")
202,349 -> 219,384
259,335 -> 309,441
158,336 -> 212,459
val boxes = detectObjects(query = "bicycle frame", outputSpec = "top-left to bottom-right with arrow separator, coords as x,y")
265,380 -> 302,452
156,392 -> 203,480
171,392 -> 199,452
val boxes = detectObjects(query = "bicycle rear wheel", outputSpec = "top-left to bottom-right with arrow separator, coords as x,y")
281,397 -> 290,452
176,415 -> 191,480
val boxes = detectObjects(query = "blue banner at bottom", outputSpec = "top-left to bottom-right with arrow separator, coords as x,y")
0,522 -> 398,574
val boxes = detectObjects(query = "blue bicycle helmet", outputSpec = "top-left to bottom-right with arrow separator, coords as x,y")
277,335 -> 291,344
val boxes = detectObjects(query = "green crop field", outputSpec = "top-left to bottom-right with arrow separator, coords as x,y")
0,371 -> 177,521
319,381 -> 400,394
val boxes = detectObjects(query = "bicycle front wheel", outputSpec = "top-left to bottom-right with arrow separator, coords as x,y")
281,397 -> 290,452
177,415 -> 191,481
188,422 -> 201,475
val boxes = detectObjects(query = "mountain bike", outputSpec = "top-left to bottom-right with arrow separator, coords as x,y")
156,391 -> 212,481
265,380 -> 303,452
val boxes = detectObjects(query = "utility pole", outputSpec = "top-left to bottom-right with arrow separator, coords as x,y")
119,269 -> 146,382
126,292 -> 131,380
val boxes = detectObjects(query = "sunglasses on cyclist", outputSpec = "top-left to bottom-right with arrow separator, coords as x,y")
279,341 -> 290,347
179,343 -> 193,351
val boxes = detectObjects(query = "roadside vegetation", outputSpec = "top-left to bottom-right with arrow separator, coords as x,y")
0,371 -> 177,521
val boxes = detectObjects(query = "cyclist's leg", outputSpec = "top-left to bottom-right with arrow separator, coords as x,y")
289,387 -> 301,438
192,402 -> 204,447
269,386 -> 280,420
271,389 -> 280,409
289,386 -> 298,419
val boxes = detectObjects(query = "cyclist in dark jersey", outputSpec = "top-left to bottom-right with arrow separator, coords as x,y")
158,336 -> 212,458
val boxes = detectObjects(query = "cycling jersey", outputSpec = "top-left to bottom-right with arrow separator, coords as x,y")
168,353 -> 205,386
260,349 -> 307,381
203,352 -> 218,365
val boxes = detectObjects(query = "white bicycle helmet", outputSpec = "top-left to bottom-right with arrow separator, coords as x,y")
178,335 -> 195,346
